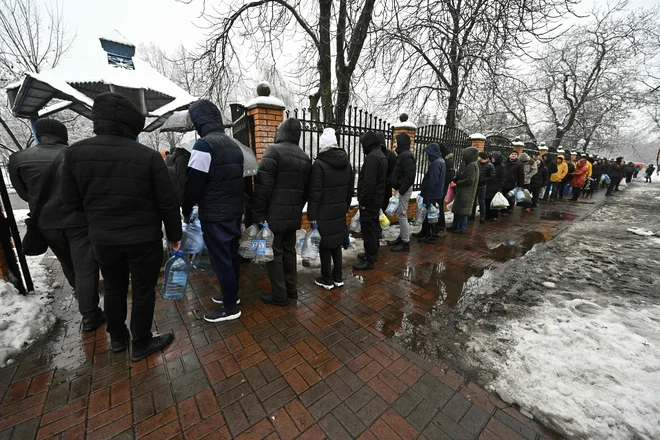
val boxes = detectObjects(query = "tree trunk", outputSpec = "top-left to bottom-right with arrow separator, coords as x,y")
315,0 -> 333,121
551,128 -> 565,150
0,115 -> 23,151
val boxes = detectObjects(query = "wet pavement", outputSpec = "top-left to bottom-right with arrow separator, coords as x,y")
0,190 -> 606,440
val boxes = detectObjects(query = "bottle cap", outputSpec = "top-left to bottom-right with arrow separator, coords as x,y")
312,224 -> 318,229
263,221 -> 269,227
174,250 -> 185,257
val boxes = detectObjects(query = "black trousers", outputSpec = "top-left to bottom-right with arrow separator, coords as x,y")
484,196 -> 499,220
202,219 -> 242,311
94,240 -> 162,349
571,188 -> 582,200
607,178 -> 620,194
266,230 -> 297,301
42,226 -> 100,319
531,186 -> 541,207
320,246 -> 342,281
360,210 -> 380,262
471,187 -> 487,219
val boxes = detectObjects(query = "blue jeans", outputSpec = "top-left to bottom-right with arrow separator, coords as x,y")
202,218 -> 242,311
452,215 -> 469,232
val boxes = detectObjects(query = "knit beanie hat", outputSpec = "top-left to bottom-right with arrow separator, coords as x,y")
478,151 -> 488,160
319,128 -> 338,149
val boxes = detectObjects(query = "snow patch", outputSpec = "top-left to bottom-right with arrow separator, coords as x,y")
627,227 -> 655,236
541,282 -> 556,289
0,255 -> 56,368
12,209 -> 29,224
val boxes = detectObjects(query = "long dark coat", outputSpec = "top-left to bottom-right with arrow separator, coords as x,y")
452,147 -> 480,216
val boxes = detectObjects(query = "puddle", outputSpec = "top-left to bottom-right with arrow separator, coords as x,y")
484,231 -> 551,262
540,211 -> 577,221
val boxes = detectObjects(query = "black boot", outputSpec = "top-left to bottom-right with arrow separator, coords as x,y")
261,294 -> 289,307
82,308 -> 106,333
357,253 -> 377,262
111,328 -> 131,353
131,334 -> 174,362
352,259 -> 375,271
386,237 -> 402,246
391,241 -> 410,252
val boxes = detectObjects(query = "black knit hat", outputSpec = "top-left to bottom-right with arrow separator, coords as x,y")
478,151 -> 488,160
360,131 -> 380,150
35,118 -> 68,144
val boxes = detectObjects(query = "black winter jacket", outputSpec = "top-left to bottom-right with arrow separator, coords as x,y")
530,163 -> 549,189
390,133 -> 416,195
182,101 -> 244,222
477,161 -> 495,188
607,162 -> 623,179
8,120 -> 87,230
307,147 -> 354,249
357,133 -> 388,216
440,143 -> 456,187
486,152 -> 508,199
545,157 -> 558,175
592,162 -> 604,177
60,92 -> 182,246
253,118 -> 312,233
168,148 -> 190,199
563,161 -> 575,183
503,159 -> 524,189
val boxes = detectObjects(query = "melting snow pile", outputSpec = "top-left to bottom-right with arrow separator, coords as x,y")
0,255 -> 56,367
626,227 -> 655,237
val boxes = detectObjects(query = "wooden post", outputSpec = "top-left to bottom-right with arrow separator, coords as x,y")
245,82 -> 285,161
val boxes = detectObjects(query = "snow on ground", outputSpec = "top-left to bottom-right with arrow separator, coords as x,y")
0,255 -> 56,368
453,181 -> 660,440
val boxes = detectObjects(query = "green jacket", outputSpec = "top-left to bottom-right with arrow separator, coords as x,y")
452,147 -> 480,216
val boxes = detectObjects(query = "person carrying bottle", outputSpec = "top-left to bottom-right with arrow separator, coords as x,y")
645,164 -> 655,183
354,132 -> 388,271
9,119 -> 102,333
387,133 -> 416,252
501,151 -> 524,211
60,93 -> 182,361
485,152 -> 507,221
450,147 -> 480,233
417,143 -> 446,243
253,118 -> 312,305
307,128 -> 354,290
181,100 -> 244,322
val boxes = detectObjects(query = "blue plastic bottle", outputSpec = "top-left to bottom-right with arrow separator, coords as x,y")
161,251 -> 191,300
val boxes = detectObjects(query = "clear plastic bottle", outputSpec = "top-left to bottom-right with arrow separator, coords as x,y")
427,204 -> 439,224
415,204 -> 427,225
180,223 -> 205,254
192,245 -> 213,275
385,195 -> 400,216
161,251 -> 191,300
253,222 -> 275,264
239,223 -> 260,259
301,225 -> 321,262
296,229 -> 307,255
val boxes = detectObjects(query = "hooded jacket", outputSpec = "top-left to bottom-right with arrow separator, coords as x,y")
646,165 -> 655,176
253,118 -> 312,233
452,147 -> 480,216
520,153 -> 538,185
530,161 -> 549,189
550,158 -> 568,183
377,132 -> 397,210
60,92 -> 181,245
440,144 -> 455,188
307,146 -> 354,249
182,100 -> 244,222
486,152 -> 507,199
357,132 -> 388,216
168,147 -> 190,199
477,159 -> 496,188
543,154 -> 558,175
420,143 -> 446,203
503,155 -> 525,189
607,159 -> 624,179
592,161 -> 605,178
571,159 -> 589,188
389,133 -> 416,195
8,119 -> 87,230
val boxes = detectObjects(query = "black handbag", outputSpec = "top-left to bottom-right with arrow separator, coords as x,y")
23,149 -> 66,256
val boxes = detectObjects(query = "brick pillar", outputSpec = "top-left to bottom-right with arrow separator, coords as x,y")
538,142 -> 548,157
391,113 -> 417,151
470,133 -> 486,152
246,82 -> 285,161
512,137 -> 524,155
0,241 -> 8,279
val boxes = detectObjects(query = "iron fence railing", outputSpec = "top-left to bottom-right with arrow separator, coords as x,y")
413,125 -> 471,190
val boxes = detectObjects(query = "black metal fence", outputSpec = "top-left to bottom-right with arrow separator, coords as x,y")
413,125 -> 471,191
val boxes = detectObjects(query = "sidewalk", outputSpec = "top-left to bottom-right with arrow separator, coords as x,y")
0,193 -> 605,440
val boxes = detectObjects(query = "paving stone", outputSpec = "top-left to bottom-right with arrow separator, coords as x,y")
356,395 -> 388,426
393,388 -> 424,418
319,413 -> 353,440
308,391 -> 341,420
331,403 -> 367,437
460,404 -> 490,434
442,392 -> 471,421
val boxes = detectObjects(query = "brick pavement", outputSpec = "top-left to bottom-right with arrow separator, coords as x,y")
0,195 -> 603,440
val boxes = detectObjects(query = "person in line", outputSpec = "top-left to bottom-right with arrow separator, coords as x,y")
591,158 -> 604,193
441,144 -> 455,202
307,128 -> 354,290
450,147 -> 480,233
470,152 -> 495,223
354,132 -> 387,270
645,164 -> 655,183
253,118 -> 312,305
182,100 -> 244,322
61,92 -> 181,361
166,142 -> 191,200
625,162 -> 635,184
606,157 -> 625,196
501,151 -> 524,212
541,152 -> 557,201
549,156 -> 568,201
633,164 -> 642,179
388,133 -> 416,252
530,158 -> 548,209
569,158 -> 589,201
560,150 -> 575,200
519,152 -> 538,213
417,143 -> 446,243
485,152 -> 507,221
9,119 -> 102,332
379,132 -> 397,216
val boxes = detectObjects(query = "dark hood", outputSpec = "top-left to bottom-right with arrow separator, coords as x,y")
360,131 -> 380,154
35,118 -> 68,145
376,132 -> 387,148
189,99 -> 224,137
275,118 -> 302,144
426,143 -> 441,161
317,147 -> 349,169
462,147 -> 479,164
439,143 -> 450,158
93,92 -> 145,139
492,151 -> 503,165
395,133 -> 411,154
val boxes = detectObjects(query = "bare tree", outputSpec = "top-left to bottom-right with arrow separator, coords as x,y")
0,0 -> 73,152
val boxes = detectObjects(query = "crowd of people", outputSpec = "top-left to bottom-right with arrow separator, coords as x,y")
7,91 -> 653,362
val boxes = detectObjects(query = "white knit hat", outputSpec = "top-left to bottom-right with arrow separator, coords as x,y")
319,128 -> 338,149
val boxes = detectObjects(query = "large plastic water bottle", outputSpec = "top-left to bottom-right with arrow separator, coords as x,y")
296,229 -> 306,255
161,251 -> 191,300
301,225 -> 321,262
180,223 -> 205,254
253,222 -> 275,264
415,204 -> 427,225
385,195 -> 400,216
192,245 -> 213,275
239,223 -> 260,259
427,204 -> 439,224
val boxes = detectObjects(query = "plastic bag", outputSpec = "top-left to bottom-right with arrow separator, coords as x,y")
523,189 -> 533,202
539,187 -> 546,199
301,225 -> 321,262
444,184 -> 456,203
350,211 -> 361,233
515,189 -> 526,203
507,188 -> 517,199
379,210 -> 390,228
239,223 -> 260,259
491,192 -> 509,209
253,222 -> 275,263
427,204 -> 439,224
192,245 -> 213,275
415,204 -> 427,225
385,195 -> 400,216
619,178 -> 627,188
